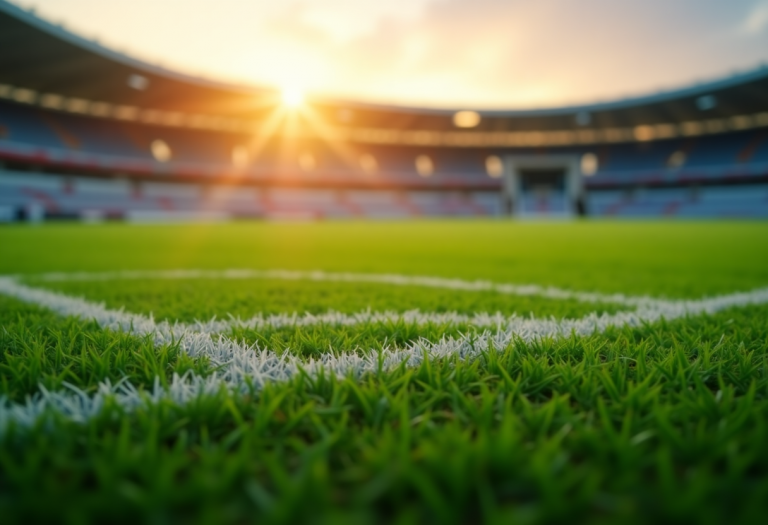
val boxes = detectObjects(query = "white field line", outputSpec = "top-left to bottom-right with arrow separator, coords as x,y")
2,275 -> 768,433
5,276 -> 615,335
22,268 -> 667,308
192,309 -> 627,334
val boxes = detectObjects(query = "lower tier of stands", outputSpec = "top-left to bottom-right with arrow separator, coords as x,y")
0,170 -> 502,221
1,170 -> 766,220
588,185 -> 768,218
2,100 -> 768,189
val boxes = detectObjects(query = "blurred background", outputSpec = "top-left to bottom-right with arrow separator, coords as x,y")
1,0 -> 768,221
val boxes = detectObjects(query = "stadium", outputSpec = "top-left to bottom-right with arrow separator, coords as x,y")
2,1 -> 768,220
1,1 -> 768,524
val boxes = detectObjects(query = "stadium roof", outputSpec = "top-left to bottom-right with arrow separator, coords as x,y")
1,0 -> 768,140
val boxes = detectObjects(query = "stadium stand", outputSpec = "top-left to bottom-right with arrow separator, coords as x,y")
587,185 -> 768,218
0,0 -> 767,220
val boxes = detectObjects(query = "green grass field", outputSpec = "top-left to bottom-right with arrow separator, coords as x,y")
1,220 -> 768,524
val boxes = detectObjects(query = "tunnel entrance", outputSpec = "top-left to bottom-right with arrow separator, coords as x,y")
503,156 -> 583,217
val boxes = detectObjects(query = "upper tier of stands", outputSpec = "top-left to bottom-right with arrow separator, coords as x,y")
1,100 -> 768,188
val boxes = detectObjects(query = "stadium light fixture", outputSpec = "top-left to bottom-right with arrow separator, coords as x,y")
633,125 -> 655,142
282,87 -> 304,108
415,155 -> 434,177
231,145 -> 250,169
667,150 -> 686,168
128,74 -> 149,91
453,110 -> 481,128
696,94 -> 717,111
575,111 -> 592,126
298,152 -> 316,172
337,108 -> 354,123
151,139 -> 172,162
580,153 -> 598,176
40,93 -> 64,110
485,155 -> 503,178
359,154 -> 378,175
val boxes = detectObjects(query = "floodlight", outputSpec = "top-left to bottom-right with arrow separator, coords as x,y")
415,155 -> 434,176
633,125 -> 654,142
453,110 -> 481,128
575,111 -> 592,126
231,145 -> 250,168
485,155 -> 503,178
667,151 -> 686,168
151,139 -> 172,162
696,95 -> 717,111
359,154 -> 378,174
580,153 -> 598,176
298,152 -> 316,172
128,74 -> 149,91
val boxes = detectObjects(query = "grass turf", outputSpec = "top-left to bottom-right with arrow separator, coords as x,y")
3,221 -> 768,295
29,278 -> 621,320
1,220 -> 768,524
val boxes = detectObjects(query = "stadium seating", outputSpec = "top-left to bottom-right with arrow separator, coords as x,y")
587,185 -> 768,218
0,101 -> 67,149
2,96 -> 768,219
586,130 -> 768,186
5,166 -> 760,221
519,192 -> 569,216
0,170 -> 514,219
3,98 -> 767,186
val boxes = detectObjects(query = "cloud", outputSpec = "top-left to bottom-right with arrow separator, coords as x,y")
294,0 -> 430,43
744,1 -> 768,34
247,0 -> 767,107
23,0 -> 768,108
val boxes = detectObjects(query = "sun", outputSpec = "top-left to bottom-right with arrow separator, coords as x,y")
281,87 -> 304,108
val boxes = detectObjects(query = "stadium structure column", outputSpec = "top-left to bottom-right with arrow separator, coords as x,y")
503,155 -> 583,217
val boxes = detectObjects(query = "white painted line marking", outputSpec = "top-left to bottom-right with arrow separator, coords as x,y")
22,268 -> 667,308
1,273 -> 768,433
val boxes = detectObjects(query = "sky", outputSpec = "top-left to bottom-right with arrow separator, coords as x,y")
18,0 -> 768,109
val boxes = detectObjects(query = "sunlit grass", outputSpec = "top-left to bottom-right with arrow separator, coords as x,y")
29,278 -> 621,321
1,221 -> 767,524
